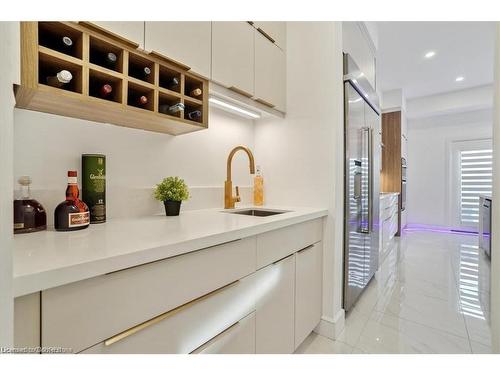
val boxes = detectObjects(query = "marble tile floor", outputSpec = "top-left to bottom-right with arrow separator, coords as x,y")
295,230 -> 492,354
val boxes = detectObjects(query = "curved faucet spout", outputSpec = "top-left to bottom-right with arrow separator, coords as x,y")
225,146 -> 256,209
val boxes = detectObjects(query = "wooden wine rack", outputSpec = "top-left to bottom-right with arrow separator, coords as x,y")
14,22 -> 209,135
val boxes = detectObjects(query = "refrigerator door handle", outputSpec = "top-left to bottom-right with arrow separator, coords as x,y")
368,127 -> 374,232
360,127 -> 370,234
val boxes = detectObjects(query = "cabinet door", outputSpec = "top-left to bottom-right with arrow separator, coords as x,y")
253,22 -> 286,50
254,31 -> 286,111
211,21 -> 255,97
295,243 -> 322,349
92,22 -> 144,49
144,22 -> 211,79
255,254 -> 295,354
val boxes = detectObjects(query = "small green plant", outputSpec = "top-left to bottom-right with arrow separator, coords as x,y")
154,176 -> 189,202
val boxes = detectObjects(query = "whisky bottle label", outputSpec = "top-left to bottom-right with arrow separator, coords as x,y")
68,211 -> 90,228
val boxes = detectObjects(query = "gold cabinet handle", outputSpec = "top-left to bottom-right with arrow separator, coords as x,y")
104,280 -> 240,346
190,320 -> 241,354
254,98 -> 276,108
297,244 -> 314,254
228,86 -> 254,98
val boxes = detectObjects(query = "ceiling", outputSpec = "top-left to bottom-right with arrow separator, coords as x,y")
376,22 -> 496,99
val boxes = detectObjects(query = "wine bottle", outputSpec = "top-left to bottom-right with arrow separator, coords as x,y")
168,76 -> 180,89
159,102 -> 185,115
99,84 -> 113,98
131,66 -> 151,79
62,36 -> 73,49
129,95 -> 149,107
105,52 -> 117,68
187,110 -> 202,121
54,171 -> 90,231
190,88 -> 202,97
46,70 -> 72,88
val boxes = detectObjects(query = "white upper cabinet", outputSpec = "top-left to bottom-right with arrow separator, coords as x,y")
254,31 -> 286,112
144,22 -> 211,79
252,22 -> 286,50
91,22 -> 145,49
211,22 -> 255,97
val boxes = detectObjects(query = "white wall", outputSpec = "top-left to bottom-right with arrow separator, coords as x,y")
407,109 -> 492,228
255,22 -> 345,337
14,107 -> 256,224
0,21 -> 19,348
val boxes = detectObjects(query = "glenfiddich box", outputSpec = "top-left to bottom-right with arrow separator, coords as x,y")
82,154 -> 106,223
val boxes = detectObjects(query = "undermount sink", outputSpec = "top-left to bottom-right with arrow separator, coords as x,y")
224,209 -> 290,217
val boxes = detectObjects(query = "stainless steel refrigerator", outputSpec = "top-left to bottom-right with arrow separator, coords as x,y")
343,54 -> 381,312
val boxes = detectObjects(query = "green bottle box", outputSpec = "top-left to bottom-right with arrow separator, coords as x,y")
82,154 -> 106,223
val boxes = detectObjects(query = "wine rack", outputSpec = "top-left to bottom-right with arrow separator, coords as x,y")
15,21 -> 209,136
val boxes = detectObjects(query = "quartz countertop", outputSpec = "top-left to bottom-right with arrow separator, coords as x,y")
13,206 -> 328,297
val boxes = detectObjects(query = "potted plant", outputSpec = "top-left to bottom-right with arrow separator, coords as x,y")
154,176 -> 189,216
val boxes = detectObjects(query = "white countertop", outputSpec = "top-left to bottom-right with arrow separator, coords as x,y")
14,206 -> 328,297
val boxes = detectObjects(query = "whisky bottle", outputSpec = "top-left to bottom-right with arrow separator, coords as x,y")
82,154 -> 106,224
190,88 -> 202,97
54,171 -> 90,231
46,70 -> 72,88
13,176 -> 47,234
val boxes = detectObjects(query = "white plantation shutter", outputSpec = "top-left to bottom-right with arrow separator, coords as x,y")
460,149 -> 492,225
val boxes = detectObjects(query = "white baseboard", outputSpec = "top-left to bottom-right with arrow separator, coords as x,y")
313,309 -> 345,340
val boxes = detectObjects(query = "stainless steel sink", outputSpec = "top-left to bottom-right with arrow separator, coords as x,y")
224,209 -> 290,217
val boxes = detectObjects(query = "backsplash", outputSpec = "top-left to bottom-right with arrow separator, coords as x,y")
14,106 -> 256,223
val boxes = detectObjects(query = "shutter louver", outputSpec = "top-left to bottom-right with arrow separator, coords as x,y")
460,149 -> 492,225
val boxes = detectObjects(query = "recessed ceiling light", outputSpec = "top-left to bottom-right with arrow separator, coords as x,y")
455,76 -> 465,82
424,51 -> 436,59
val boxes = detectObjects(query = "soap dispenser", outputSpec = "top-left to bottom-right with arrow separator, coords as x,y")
253,165 -> 264,206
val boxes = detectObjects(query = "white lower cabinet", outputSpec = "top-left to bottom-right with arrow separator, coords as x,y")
294,243 -> 322,349
255,254 -> 295,354
379,194 -> 399,263
14,218 -> 325,355
192,312 -> 256,354
81,274 -> 256,354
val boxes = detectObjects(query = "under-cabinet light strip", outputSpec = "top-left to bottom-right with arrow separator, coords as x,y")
209,97 -> 261,119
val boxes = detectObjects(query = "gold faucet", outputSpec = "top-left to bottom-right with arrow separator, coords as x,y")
225,146 -> 256,209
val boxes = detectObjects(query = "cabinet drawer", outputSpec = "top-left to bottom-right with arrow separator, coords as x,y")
81,274 -> 256,354
42,237 -> 256,353
256,218 -> 322,269
192,312 -> 256,354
